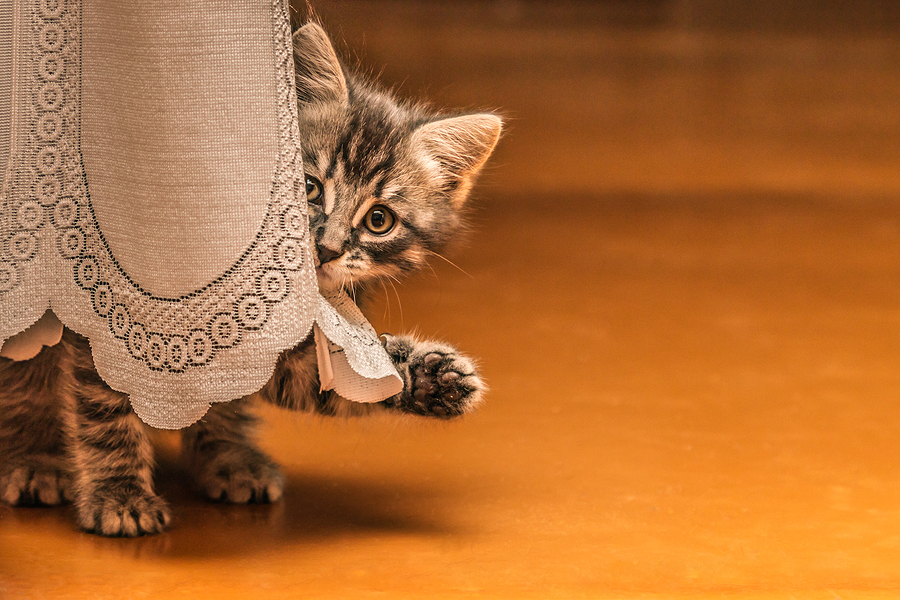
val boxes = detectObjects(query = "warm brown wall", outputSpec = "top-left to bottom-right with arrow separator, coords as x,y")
291,1 -> 900,199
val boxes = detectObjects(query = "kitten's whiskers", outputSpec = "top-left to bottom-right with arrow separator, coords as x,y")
379,279 -> 392,322
347,274 -> 358,304
425,249 -> 474,279
371,266 -> 404,328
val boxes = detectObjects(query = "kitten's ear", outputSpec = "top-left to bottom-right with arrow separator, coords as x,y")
412,114 -> 503,207
292,22 -> 349,105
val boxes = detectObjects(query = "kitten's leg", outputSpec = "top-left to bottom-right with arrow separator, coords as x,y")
62,331 -> 170,537
0,344 -> 72,506
258,337 -> 388,417
182,397 -> 283,504
258,335 -> 484,419
380,335 -> 485,418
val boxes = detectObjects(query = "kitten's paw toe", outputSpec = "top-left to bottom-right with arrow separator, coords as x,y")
0,457 -> 71,506
387,343 -> 485,418
79,487 -> 171,537
196,448 -> 284,504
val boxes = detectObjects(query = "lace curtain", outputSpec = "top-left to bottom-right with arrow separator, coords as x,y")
0,0 -> 401,429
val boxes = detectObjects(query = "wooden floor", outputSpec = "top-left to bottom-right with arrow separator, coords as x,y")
5,1 -> 900,598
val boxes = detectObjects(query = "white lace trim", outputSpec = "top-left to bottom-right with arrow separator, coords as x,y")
315,291 -> 402,403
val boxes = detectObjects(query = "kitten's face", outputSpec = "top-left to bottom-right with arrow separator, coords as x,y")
293,23 -> 502,294
298,105 -> 458,293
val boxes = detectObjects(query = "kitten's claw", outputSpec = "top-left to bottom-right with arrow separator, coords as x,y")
0,457 -> 72,506
383,337 -> 485,418
193,447 -> 284,504
77,487 -> 171,537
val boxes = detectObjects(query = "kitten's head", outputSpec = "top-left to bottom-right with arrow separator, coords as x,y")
292,23 -> 502,293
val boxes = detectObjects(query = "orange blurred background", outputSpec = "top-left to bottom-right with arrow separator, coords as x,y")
4,2 -> 900,598
299,0 -> 900,198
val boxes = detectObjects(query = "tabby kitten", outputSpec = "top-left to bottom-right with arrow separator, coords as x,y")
0,22 -> 501,537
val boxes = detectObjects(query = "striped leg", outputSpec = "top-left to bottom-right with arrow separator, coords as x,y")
257,337 -> 387,417
63,331 -> 170,537
0,343 -> 72,506
182,397 -> 283,504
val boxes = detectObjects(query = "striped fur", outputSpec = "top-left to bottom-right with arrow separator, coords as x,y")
293,22 -> 502,295
182,397 -> 283,504
0,22 -> 498,537
0,340 -> 72,506
63,330 -> 170,536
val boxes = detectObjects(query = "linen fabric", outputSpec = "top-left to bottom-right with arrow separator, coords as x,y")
0,0 -> 401,428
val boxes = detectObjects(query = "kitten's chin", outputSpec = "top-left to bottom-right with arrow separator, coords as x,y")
315,266 -> 374,297
315,267 -> 344,294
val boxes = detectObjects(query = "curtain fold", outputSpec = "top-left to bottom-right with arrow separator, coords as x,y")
0,0 -> 401,429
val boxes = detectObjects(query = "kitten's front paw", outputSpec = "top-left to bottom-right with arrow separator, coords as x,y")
193,447 -> 284,504
77,486 -> 171,537
0,456 -> 72,506
383,336 -> 485,418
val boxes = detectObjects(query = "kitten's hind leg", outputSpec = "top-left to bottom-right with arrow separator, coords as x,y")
381,335 -> 485,418
0,344 -> 73,506
182,397 -> 284,504
63,331 -> 170,537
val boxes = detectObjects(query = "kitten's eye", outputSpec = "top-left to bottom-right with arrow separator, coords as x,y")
305,175 -> 323,205
364,205 -> 396,235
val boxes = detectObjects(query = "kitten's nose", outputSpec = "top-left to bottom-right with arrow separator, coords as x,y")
317,244 -> 342,265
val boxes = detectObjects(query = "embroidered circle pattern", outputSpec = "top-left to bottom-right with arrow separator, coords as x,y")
2,0 -> 313,374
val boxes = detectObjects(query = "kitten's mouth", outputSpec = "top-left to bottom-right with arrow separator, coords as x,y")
313,254 -> 331,282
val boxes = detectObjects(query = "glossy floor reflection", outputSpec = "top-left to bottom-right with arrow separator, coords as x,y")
5,1 -> 900,598
5,196 -> 900,599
